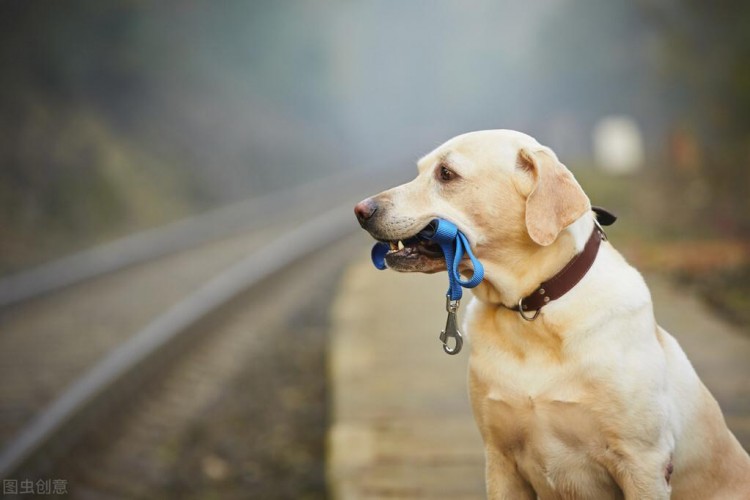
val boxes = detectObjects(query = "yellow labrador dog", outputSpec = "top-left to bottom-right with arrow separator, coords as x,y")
354,130 -> 750,499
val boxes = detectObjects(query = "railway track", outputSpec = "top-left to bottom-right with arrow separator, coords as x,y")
46,237 -> 361,499
0,169 -> 398,496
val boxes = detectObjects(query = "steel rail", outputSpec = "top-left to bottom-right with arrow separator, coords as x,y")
0,167 -> 401,308
0,201 -> 361,478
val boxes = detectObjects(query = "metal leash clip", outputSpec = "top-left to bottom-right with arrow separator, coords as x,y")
371,218 -> 483,357
439,297 -> 463,355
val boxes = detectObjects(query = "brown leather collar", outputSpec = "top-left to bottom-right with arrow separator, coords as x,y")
511,207 -> 616,320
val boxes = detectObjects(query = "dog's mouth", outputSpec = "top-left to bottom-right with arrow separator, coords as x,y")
378,228 -> 446,273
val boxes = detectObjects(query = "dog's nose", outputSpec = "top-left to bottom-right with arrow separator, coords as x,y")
354,198 -> 378,225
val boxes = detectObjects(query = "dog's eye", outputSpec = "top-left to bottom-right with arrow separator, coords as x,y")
438,165 -> 455,182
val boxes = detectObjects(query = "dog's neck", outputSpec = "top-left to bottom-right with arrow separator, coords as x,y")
469,215 -> 595,309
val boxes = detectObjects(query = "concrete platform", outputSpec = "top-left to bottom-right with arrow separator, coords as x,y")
327,251 -> 750,499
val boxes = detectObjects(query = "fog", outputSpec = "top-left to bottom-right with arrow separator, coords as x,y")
1,0 -> 748,271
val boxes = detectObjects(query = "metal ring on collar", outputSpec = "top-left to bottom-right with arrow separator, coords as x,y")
518,299 -> 541,321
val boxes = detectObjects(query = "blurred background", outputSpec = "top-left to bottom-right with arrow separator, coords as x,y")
0,0 -> 748,498
3,0 -> 750,319
3,0 -> 750,299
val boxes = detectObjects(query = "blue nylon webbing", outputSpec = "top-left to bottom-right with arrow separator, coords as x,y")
370,219 -> 484,300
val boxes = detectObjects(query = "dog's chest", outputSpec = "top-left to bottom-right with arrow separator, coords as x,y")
473,377 -> 620,497
470,351 -> 598,446
468,349 -> 623,498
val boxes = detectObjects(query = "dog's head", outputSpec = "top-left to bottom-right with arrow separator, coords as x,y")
354,130 -> 591,275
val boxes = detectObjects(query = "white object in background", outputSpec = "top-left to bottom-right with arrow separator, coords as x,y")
592,116 -> 645,175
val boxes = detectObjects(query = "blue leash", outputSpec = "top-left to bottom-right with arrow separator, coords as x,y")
370,218 -> 484,355
371,219 -> 483,300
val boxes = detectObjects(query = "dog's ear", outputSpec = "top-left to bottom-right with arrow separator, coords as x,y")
518,148 -> 590,246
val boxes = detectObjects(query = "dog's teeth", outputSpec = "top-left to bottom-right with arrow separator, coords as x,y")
389,242 -> 398,251
398,240 -> 405,250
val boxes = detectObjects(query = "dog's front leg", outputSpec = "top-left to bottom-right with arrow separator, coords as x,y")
484,447 -> 536,500
617,475 -> 671,500
609,452 -> 672,500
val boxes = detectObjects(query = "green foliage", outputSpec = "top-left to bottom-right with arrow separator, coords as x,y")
0,1 -> 344,273
0,92 -> 189,274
